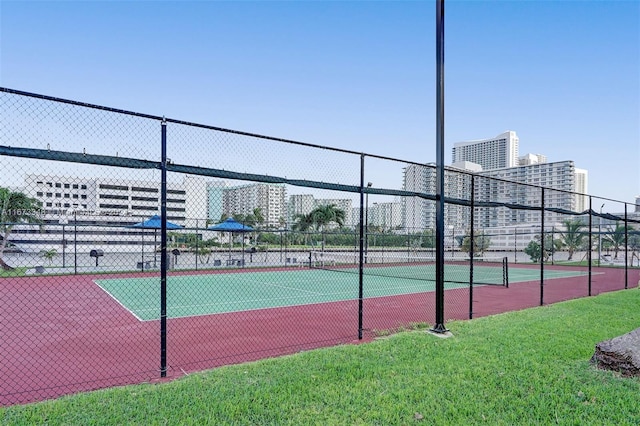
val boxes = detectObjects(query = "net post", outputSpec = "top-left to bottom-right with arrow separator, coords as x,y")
503,257 -> 509,288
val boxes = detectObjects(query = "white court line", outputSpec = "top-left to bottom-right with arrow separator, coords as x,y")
250,280 -> 324,295
93,279 -> 144,321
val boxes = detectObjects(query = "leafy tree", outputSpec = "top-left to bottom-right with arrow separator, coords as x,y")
0,187 -> 42,270
524,240 -> 542,263
460,231 -> 491,259
40,248 -> 57,266
558,219 -> 586,261
420,230 -> 435,249
524,234 -> 562,263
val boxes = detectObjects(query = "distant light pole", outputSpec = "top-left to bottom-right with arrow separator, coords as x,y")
365,182 -> 372,262
59,218 -> 68,268
598,203 -> 605,266
551,225 -> 555,265
448,225 -> 455,258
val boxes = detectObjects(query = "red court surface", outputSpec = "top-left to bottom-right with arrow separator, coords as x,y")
1,265 -> 638,406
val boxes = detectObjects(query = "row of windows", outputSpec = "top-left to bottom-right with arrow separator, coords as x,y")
99,184 -> 129,191
37,192 -> 88,199
44,203 -> 88,209
100,194 -> 128,200
96,185 -> 186,197
132,186 -> 158,193
36,181 -> 88,190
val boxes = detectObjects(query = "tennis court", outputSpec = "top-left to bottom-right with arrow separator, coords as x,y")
95,261 -> 588,321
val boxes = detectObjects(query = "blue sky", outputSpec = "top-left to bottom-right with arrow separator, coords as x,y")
1,0 -> 638,208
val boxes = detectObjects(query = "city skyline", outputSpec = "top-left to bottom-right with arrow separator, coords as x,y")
0,1 -> 638,205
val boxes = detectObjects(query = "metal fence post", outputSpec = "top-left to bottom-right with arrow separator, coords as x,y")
195,219 -> 199,271
587,197 -> 593,296
160,119 -> 168,377
358,154 -> 365,340
625,203 -> 628,289
540,188 -> 545,306
469,175 -> 475,319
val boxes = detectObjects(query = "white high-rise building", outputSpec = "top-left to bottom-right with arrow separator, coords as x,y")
452,131 -> 520,170
401,159 -> 588,230
222,183 -> 287,227
519,153 -> 547,166
368,202 -> 402,230
402,164 -> 471,233
476,160 -> 587,227
574,169 -> 588,212
14,174 -> 207,252
23,174 -> 200,224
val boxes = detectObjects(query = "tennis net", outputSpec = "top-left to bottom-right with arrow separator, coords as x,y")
308,251 -> 509,287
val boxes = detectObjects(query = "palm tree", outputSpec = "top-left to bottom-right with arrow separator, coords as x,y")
605,224 -> 628,259
558,219 -> 586,261
40,248 -> 57,266
292,213 -> 315,246
629,227 -> 640,266
309,204 -> 345,251
252,208 -> 265,227
0,187 -> 42,270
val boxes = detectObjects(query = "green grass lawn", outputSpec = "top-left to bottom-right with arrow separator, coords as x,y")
0,267 -> 27,277
2,290 -> 640,425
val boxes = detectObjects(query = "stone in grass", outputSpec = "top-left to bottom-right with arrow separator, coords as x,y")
591,327 -> 640,377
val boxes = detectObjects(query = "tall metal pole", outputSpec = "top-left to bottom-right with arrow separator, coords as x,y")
160,119 -> 168,378
358,154 -> 365,340
432,0 -> 447,334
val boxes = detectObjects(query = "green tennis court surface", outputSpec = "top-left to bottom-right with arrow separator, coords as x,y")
95,265 -> 588,321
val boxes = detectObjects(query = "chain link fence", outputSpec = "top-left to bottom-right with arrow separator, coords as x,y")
1,87 -> 639,405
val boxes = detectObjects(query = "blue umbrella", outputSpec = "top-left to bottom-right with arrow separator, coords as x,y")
208,218 -> 254,264
130,215 -> 183,230
208,218 -> 254,232
129,215 -> 183,269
